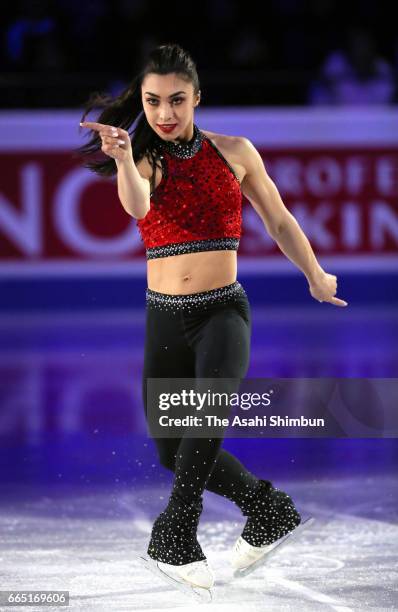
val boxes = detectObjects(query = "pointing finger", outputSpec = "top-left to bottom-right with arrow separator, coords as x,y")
80,121 -> 118,136
330,297 -> 348,307
80,121 -> 109,130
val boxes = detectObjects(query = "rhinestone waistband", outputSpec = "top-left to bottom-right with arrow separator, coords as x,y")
146,237 -> 240,260
146,281 -> 246,312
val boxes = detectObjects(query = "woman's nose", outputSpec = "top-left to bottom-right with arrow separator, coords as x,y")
159,107 -> 174,122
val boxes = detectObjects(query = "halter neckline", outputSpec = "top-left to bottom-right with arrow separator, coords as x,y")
155,123 -> 204,159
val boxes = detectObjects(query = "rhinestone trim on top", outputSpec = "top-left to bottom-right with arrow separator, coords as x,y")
146,237 -> 240,260
146,281 -> 246,313
154,123 -> 204,159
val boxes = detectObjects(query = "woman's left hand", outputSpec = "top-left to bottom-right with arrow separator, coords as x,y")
308,269 -> 348,306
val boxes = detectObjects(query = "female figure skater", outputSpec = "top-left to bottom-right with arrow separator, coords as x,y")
78,43 -> 347,597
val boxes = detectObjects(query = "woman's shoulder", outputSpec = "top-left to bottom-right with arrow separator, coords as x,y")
201,129 -> 249,180
201,129 -> 245,153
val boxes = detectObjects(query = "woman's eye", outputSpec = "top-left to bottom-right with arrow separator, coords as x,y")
146,98 -> 184,105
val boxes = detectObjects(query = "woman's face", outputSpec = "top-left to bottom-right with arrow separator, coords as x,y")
141,72 -> 200,141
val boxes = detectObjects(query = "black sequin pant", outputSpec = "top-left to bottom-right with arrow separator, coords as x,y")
142,280 -> 260,509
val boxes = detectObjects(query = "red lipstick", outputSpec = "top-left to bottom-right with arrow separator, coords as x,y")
158,124 -> 177,133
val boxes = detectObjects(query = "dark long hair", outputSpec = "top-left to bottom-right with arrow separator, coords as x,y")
74,43 -> 200,194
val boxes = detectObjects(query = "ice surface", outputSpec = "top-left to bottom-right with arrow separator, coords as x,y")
1,475 -> 397,611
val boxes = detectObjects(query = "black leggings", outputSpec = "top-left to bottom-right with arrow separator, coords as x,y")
142,280 -> 259,510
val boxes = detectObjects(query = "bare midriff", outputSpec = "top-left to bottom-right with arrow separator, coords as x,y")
147,249 -> 237,294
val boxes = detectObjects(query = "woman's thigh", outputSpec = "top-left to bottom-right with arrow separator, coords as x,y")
142,307 -> 194,467
192,299 -> 251,378
142,307 -> 195,422
142,307 -> 195,380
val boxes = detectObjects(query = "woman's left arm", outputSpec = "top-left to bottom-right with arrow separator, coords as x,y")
237,137 -> 348,307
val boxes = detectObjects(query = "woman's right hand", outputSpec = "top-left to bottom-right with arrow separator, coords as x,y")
79,121 -> 133,162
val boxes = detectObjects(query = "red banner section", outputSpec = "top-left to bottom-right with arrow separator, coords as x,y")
245,148 -> 398,257
1,149 -> 397,264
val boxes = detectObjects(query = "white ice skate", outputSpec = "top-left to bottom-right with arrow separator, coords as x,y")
231,516 -> 315,578
139,555 -> 214,602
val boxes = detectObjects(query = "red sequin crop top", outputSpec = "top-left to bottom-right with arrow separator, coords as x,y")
136,124 -> 242,259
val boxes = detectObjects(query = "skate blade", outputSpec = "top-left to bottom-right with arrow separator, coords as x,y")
139,555 -> 213,603
233,516 -> 315,579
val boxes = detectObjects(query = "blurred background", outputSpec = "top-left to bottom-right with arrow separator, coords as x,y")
0,1 -> 397,608
1,0 -> 398,107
